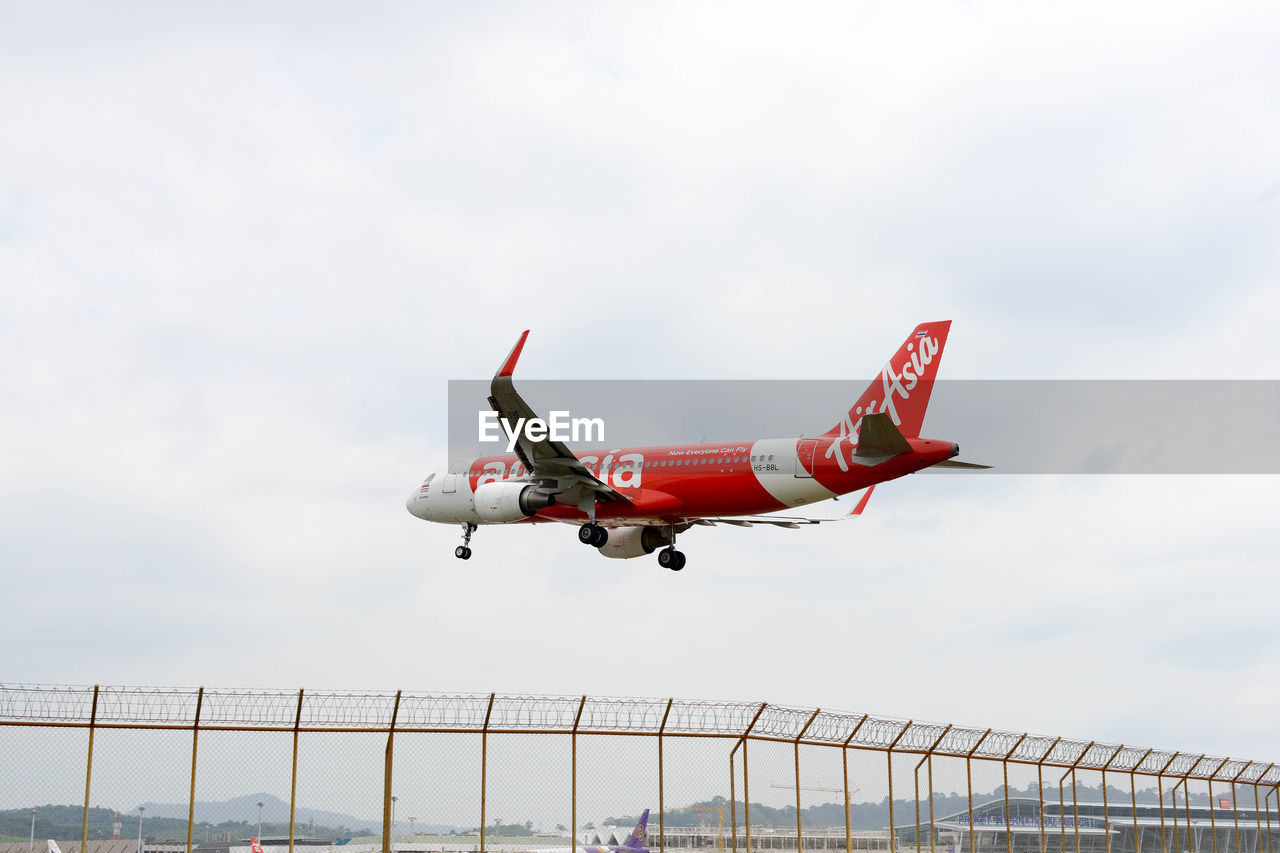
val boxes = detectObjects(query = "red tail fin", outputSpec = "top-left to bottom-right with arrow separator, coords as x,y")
823,321 -> 951,440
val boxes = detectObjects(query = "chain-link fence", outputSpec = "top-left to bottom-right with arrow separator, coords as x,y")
2,686 -> 1277,853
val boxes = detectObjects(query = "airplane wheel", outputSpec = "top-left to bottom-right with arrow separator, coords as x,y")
455,546 -> 472,560
659,548 -> 684,570
672,550 -> 686,571
578,523 -> 608,547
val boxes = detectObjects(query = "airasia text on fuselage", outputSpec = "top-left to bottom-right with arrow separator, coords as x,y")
471,445 -> 752,490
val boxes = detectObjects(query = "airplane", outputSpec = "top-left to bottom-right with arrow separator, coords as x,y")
528,810 -> 651,853
406,321 -> 987,570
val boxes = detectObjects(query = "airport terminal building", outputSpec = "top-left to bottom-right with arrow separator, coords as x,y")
899,797 -> 1280,853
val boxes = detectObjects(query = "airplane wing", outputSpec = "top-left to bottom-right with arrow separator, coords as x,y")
688,516 -> 837,528
488,331 -> 630,513
687,486 -> 877,527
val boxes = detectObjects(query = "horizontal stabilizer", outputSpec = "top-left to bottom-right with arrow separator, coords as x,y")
932,459 -> 992,469
854,412 -> 912,459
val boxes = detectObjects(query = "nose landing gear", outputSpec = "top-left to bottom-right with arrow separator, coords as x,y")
455,523 -> 476,559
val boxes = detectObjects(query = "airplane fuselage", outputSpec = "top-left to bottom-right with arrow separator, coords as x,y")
407,433 -> 957,526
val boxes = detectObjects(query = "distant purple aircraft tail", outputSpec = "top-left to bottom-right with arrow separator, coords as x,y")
618,810 -> 649,852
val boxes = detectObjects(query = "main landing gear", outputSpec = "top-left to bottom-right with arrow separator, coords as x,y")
657,547 -> 686,571
455,523 -> 476,560
578,523 -> 609,547
658,524 -> 685,571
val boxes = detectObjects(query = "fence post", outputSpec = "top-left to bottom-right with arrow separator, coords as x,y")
731,742 -> 740,853
1255,784 -> 1264,853
1251,766 -> 1273,853
1171,777 -> 1187,853
844,716 -> 868,853
1208,758 -> 1231,853
1229,762 -> 1252,853
741,703 -> 768,853
967,730 -> 992,853
914,726 -> 953,853
1102,745 -> 1124,853
1267,786 -> 1278,853
186,688 -> 204,853
1058,742 -> 1093,853
887,721 -> 912,853
480,693 -> 494,853
795,709 -> 821,853
660,699 -> 673,853
1158,753 -> 1181,853
1037,737 -> 1061,853
993,727 -> 1024,850
993,732 -> 1024,853
572,696 -> 586,853
289,689 -> 304,853
1266,787 -> 1277,853
384,691 -> 402,853
1181,757 -> 1208,853
1131,749 -> 1153,853
81,686 -> 99,853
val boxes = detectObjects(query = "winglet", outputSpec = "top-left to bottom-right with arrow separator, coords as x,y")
849,485 -> 875,516
496,330 -> 530,378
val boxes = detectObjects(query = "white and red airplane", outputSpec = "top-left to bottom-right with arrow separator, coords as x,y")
406,321 -> 986,570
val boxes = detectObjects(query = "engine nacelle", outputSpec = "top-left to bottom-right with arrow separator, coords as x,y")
473,482 -> 556,523
597,526 -> 672,559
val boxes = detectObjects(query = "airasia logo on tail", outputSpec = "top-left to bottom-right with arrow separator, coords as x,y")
824,334 -> 939,471
878,334 -> 939,425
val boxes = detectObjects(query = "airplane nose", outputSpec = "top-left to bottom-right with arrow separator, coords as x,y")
951,442 -> 960,457
406,490 -> 424,518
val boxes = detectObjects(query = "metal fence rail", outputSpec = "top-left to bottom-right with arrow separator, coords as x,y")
2,685 -> 1277,853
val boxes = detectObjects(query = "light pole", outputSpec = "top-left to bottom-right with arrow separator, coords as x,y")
390,797 -> 398,850
257,801 -> 264,841
138,807 -> 145,853
409,818 -> 415,839
30,809 -> 37,853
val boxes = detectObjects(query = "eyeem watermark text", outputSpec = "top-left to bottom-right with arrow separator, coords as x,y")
478,411 -> 605,452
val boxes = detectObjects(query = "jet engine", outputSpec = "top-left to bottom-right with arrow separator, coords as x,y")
597,526 -> 672,559
473,482 -> 556,523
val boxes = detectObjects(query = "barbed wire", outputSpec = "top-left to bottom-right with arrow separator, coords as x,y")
1,684 -> 1276,787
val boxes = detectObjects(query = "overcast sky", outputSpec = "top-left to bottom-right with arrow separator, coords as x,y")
2,0 -> 1279,793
